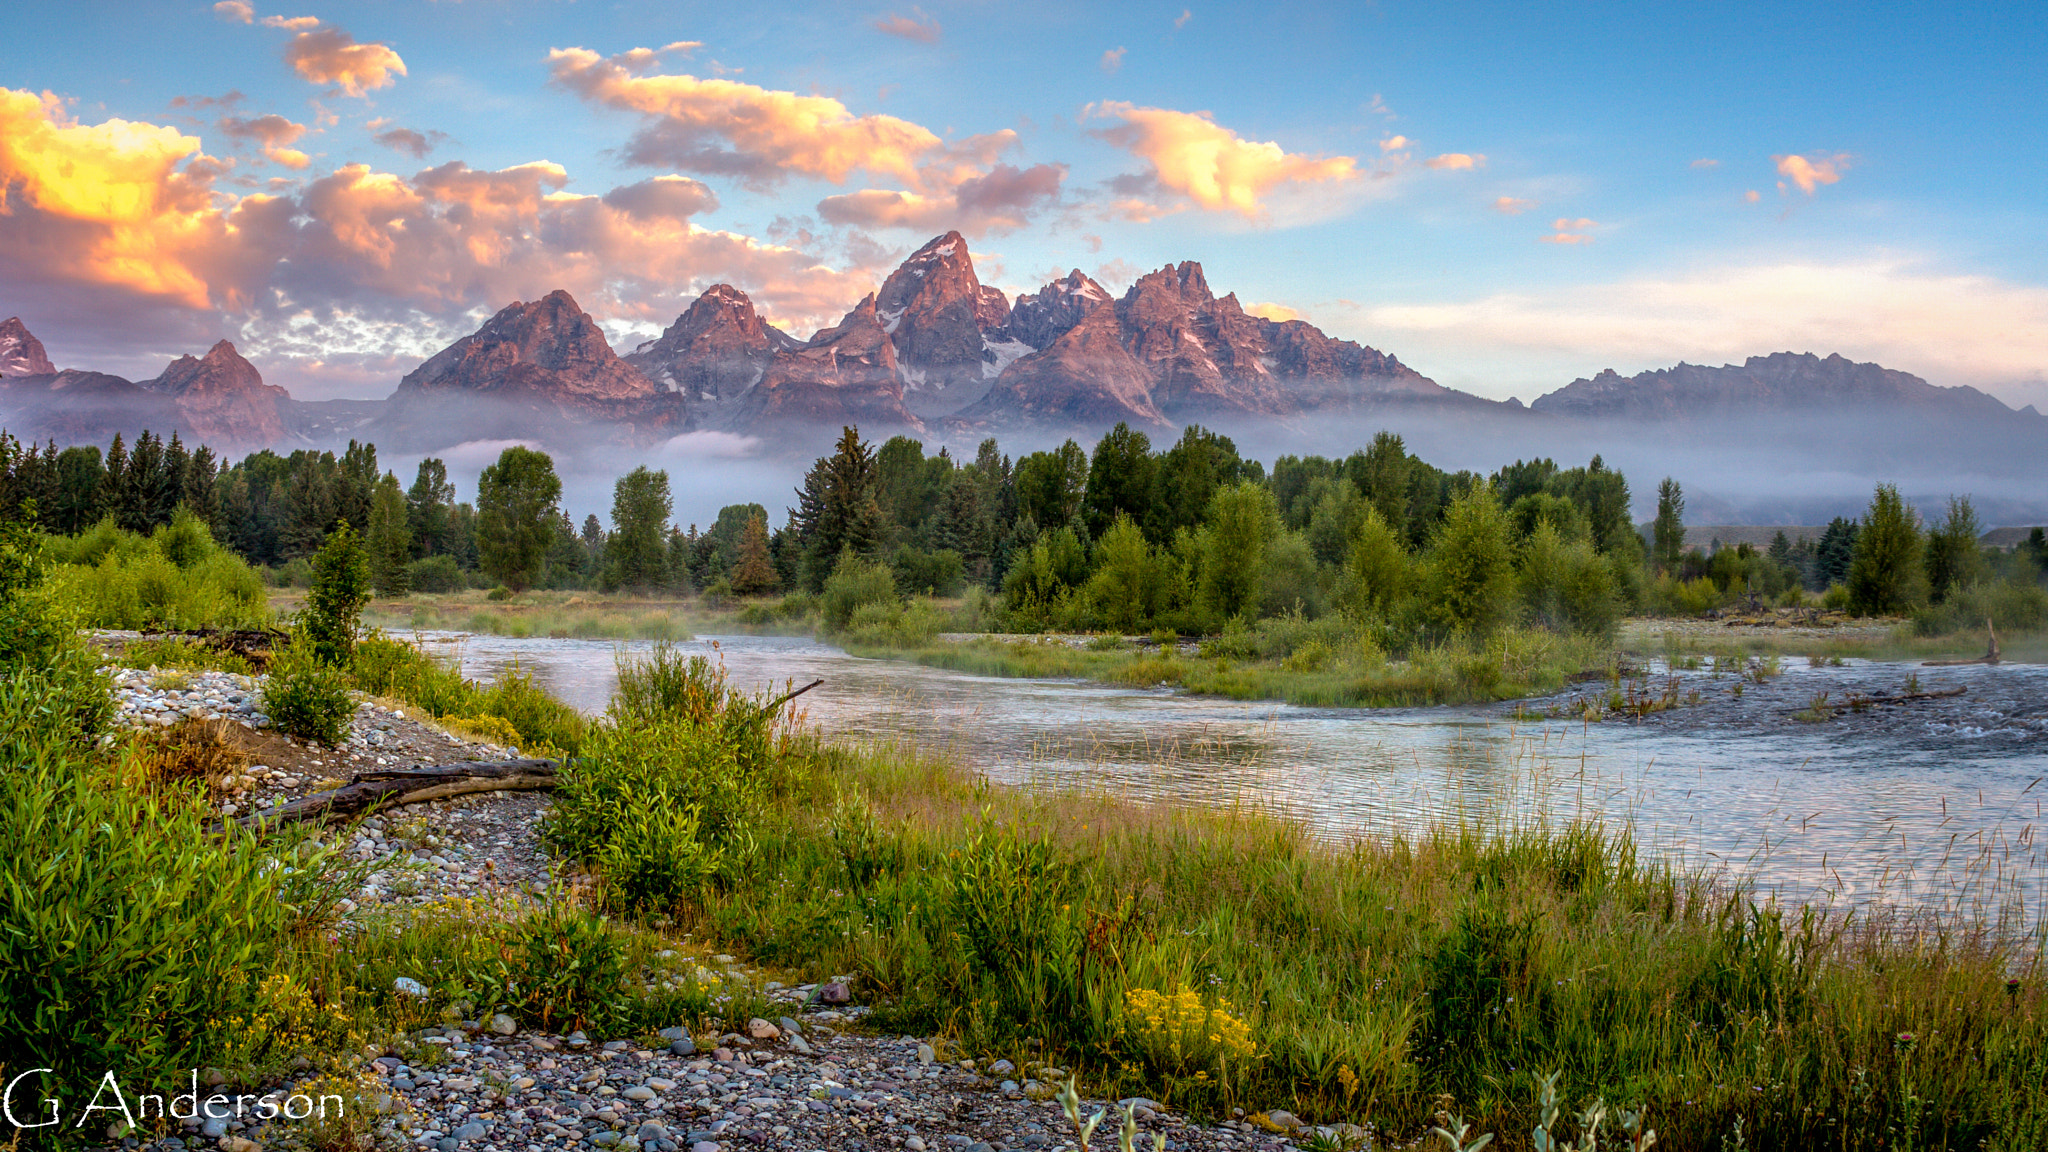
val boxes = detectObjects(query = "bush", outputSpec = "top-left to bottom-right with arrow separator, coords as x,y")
305,521 -> 371,666
46,515 -> 269,632
406,554 -> 465,593
262,636 -> 355,745
1913,577 -> 2048,636
891,545 -> 966,597
821,553 -> 900,633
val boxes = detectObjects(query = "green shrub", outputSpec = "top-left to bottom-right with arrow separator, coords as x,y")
476,666 -> 586,756
594,802 -> 723,916
262,636 -> 355,745
821,553 -> 900,633
1912,577 -> 2048,636
304,521 -> 371,666
0,668 -> 346,1112
406,554 -> 465,593
891,545 -> 966,597
46,518 -> 269,632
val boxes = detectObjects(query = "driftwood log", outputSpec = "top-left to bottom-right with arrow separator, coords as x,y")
229,678 -> 826,832
231,758 -> 563,831
1782,685 -> 1967,715
143,626 -> 291,669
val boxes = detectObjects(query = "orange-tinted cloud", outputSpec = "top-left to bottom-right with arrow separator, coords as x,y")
284,26 -> 407,97
1378,135 -> 1410,152
0,88 -> 251,309
1541,217 -> 1597,244
1100,47 -> 1127,74
1773,152 -> 1850,194
1245,301 -> 1301,323
550,45 -> 994,190
1493,196 -> 1535,215
1745,189 -> 1761,203
872,9 -> 941,43
261,14 -> 320,30
1425,152 -> 1483,170
213,1 -> 254,23
1084,101 -> 1358,220
218,112 -> 310,169
1690,158 -> 1719,169
817,162 -> 1065,235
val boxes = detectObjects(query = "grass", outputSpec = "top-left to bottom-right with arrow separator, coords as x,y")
1632,619 -> 2048,666
846,625 -> 1616,708
340,587 -> 821,641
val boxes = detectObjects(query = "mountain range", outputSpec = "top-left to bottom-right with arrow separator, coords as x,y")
1,232 -> 2041,462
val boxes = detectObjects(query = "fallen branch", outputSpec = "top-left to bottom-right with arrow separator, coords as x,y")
230,758 -> 562,831
1781,686 -> 1967,715
765,678 -> 825,712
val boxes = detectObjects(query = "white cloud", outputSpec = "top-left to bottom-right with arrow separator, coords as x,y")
1100,46 -> 1127,74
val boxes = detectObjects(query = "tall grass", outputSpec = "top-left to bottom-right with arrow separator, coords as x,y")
348,634 -> 587,755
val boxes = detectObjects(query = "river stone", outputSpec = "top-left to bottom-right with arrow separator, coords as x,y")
658,1027 -> 689,1041
394,976 -> 428,998
746,1018 -> 779,1040
776,1016 -> 802,1035
915,1043 -> 934,1065
820,981 -> 851,1005
989,1059 -> 1015,1074
200,1118 -> 229,1139
788,1034 -> 812,1055
1265,1109 -> 1304,1130
669,1039 -> 696,1056
622,1086 -> 656,1102
452,1122 -> 486,1142
489,1013 -> 517,1035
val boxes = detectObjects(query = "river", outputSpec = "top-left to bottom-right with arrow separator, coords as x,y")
423,631 -> 2047,929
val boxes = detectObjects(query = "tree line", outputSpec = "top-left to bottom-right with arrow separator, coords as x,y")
3,423 -> 2041,633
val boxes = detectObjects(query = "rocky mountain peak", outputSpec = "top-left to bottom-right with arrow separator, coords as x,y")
1529,351 -> 2027,421
624,283 -> 798,404
999,270 -> 1111,350
132,338 -> 291,449
149,340 -> 268,396
398,290 -> 657,401
0,317 -> 56,377
874,231 -> 1001,415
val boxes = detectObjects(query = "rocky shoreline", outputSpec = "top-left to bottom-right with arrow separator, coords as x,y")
97,662 -> 1326,1152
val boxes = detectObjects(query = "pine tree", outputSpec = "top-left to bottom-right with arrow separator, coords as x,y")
365,472 -> 413,595
730,512 -> 779,595
407,458 -> 456,558
1652,477 -> 1686,572
1924,494 -> 1982,604
795,426 -> 883,590
1846,484 -> 1926,616
1082,422 -> 1155,541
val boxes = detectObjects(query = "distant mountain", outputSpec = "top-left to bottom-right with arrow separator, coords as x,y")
726,293 -> 927,435
142,340 -> 291,449
0,317 -> 55,378
375,290 -> 685,451
1531,352 -> 2043,423
622,283 -> 801,413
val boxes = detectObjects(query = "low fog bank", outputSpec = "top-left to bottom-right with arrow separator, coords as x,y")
388,405 -> 2048,537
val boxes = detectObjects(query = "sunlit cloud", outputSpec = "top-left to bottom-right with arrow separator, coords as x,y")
1174,8 -> 1193,29
872,9 -> 941,43
218,112 -> 310,169
1100,47 -> 1127,74
371,124 -> 448,159
260,14 -> 320,31
284,26 -> 407,97
1493,196 -> 1535,215
1745,189 -> 1761,203
213,1 -> 254,23
1773,151 -> 1851,194
1690,158 -> 1719,169
1425,152 -> 1483,170
1245,301 -> 1301,322
817,163 -> 1065,235
549,44 -> 1014,194
1084,101 -> 1358,220
1378,135 -> 1410,152
1541,217 -> 1597,244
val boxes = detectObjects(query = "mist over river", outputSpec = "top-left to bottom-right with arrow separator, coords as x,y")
425,631 -> 2047,930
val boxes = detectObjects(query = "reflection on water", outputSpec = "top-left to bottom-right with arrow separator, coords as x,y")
423,631 -> 2047,928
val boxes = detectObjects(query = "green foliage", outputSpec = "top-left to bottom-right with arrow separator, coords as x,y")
1423,483 -> 1517,636
1652,477 -> 1686,572
262,634 -> 355,745
1925,494 -> 1983,605
405,553 -> 465,592
365,471 -> 412,595
1847,483 -> 1927,615
822,552 -> 902,633
605,465 -> 674,591
1198,482 -> 1281,624
1084,422 -> 1157,540
890,543 -> 964,597
1519,521 -> 1622,638
475,445 -> 563,592
46,512 -> 269,632
796,427 -> 884,590
0,667 -> 344,1110
730,511 -> 781,595
305,519 -> 371,665
1085,513 -> 1164,632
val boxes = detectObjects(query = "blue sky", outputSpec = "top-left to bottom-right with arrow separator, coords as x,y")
4,0 -> 2044,406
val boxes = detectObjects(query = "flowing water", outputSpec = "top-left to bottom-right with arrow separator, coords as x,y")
424,631 -> 2048,928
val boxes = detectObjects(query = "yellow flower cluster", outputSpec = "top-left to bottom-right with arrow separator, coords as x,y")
1122,985 -> 1260,1072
